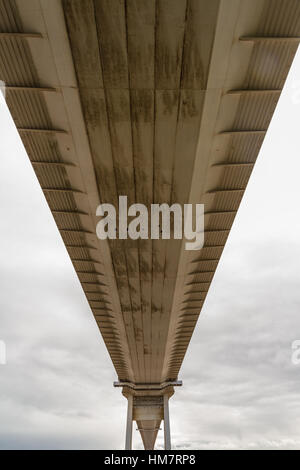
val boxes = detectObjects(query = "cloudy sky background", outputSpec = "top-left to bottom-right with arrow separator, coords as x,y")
0,47 -> 300,450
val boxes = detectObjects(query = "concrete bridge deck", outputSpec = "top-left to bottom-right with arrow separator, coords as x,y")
0,0 -> 299,449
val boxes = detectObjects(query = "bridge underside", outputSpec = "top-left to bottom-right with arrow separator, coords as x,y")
0,0 -> 299,449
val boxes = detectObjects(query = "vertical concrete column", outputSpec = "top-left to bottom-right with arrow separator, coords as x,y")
163,394 -> 171,450
125,394 -> 133,450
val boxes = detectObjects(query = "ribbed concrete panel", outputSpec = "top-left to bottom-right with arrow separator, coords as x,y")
0,0 -> 299,449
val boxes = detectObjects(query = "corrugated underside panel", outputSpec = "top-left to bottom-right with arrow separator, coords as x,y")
0,0 -> 128,378
168,0 -> 300,379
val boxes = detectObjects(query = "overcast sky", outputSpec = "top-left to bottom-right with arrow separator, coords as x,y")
0,47 -> 300,450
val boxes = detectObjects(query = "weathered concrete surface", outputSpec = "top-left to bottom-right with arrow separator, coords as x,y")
0,0 -> 299,449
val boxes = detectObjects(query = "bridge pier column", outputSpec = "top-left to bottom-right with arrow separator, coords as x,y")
116,381 -> 181,450
125,394 -> 133,450
163,394 -> 171,450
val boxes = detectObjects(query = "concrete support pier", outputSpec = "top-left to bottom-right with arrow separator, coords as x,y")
115,381 -> 181,450
163,394 -> 171,450
125,394 -> 133,450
